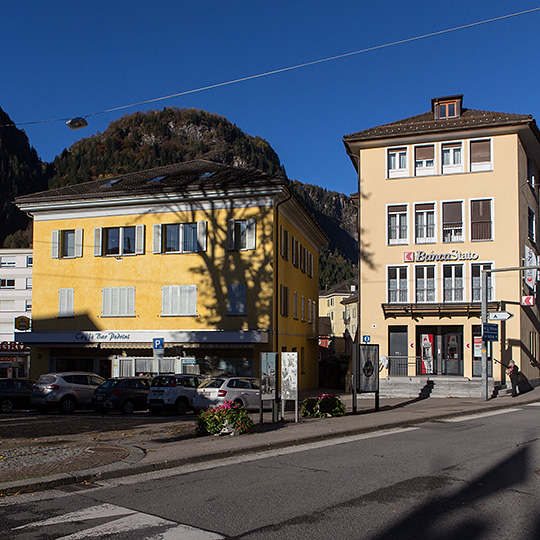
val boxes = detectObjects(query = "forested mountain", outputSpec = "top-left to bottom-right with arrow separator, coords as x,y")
0,106 -> 357,287
0,107 -> 48,247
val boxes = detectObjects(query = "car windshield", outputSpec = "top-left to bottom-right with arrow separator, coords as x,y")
151,376 -> 173,387
36,376 -> 57,385
100,379 -> 121,389
198,378 -> 225,389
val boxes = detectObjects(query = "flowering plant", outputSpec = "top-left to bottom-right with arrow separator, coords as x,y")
196,400 -> 254,436
300,393 -> 346,418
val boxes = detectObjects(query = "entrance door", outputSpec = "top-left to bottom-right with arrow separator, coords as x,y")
442,332 -> 463,375
388,326 -> 408,376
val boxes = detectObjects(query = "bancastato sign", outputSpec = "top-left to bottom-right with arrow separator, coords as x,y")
404,249 -> 479,263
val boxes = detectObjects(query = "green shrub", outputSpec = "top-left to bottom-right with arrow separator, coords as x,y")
301,393 -> 347,418
196,401 -> 254,436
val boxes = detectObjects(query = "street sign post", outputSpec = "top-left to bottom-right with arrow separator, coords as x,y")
488,311 -> 514,321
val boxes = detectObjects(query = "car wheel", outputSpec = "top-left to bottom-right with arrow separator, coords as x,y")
59,396 -> 76,414
1,398 -> 14,413
122,400 -> 135,414
233,398 -> 244,408
175,399 -> 188,415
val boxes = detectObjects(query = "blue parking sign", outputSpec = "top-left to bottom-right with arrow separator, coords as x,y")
153,337 -> 164,350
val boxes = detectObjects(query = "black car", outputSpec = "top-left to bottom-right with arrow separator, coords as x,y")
0,378 -> 36,413
92,377 -> 150,414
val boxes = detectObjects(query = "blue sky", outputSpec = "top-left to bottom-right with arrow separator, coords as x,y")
2,1 -> 540,195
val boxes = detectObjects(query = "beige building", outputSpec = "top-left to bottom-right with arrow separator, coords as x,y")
343,95 -> 540,395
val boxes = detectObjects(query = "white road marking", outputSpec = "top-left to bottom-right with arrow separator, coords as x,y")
444,409 -> 521,422
147,523 -> 225,539
526,402 -> 540,406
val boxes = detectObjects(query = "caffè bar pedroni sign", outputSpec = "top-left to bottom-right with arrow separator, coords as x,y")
403,249 -> 479,263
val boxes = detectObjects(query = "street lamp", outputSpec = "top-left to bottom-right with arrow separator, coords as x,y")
66,117 -> 88,130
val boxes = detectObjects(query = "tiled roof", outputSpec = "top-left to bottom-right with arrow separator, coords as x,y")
343,108 -> 533,142
15,160 -> 289,204
319,277 -> 357,296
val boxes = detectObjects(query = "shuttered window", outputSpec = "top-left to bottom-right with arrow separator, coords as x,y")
102,287 -> 135,317
94,226 -> 145,256
470,200 -> 492,241
415,145 -> 435,175
470,140 -> 492,171
59,288 -> 74,317
162,285 -> 197,316
228,284 -> 247,315
442,201 -> 463,243
228,219 -> 256,250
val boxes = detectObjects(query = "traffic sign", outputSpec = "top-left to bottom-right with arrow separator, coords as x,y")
488,311 -> 514,321
362,335 -> 371,343
153,337 -> 164,350
482,323 -> 499,342
522,295 -> 535,306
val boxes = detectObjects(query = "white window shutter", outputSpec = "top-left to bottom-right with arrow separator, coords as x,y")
51,230 -> 59,259
75,229 -> 83,258
246,219 -> 256,250
135,225 -> 145,254
197,221 -> 207,252
179,223 -> 185,253
126,287 -> 135,316
153,224 -> 162,254
59,288 -> 74,317
228,219 -> 235,250
162,286 -> 172,316
94,228 -> 102,257
188,285 -> 197,315
102,288 -> 111,316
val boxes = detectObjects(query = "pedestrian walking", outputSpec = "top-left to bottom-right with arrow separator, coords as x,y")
506,360 -> 519,397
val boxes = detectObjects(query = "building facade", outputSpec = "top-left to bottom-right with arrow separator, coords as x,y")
343,95 -> 540,394
15,161 -> 327,389
0,248 -> 32,377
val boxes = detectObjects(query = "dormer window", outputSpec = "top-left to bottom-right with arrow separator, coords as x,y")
439,101 -> 458,119
432,95 -> 463,120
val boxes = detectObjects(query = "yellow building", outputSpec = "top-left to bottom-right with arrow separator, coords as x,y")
15,160 -> 327,389
343,95 -> 540,396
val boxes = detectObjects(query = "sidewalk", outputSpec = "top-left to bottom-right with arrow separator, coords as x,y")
1,390 -> 539,496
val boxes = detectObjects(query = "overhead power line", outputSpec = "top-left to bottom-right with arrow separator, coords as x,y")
3,6 -> 540,128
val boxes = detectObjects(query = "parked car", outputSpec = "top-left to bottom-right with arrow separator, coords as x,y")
147,374 -> 203,415
0,378 -> 35,413
31,372 -> 105,414
92,377 -> 150,414
193,377 -> 261,411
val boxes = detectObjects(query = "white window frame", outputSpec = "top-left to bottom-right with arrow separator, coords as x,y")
25,300 -> 32,312
414,203 -> 436,244
414,144 -> 435,177
153,222 -> 207,254
470,198 -> 493,242
228,283 -> 247,315
387,147 -> 408,178
387,266 -> 408,303
59,288 -> 74,318
0,279 -> 15,289
52,229 -> 83,258
443,264 -> 464,302
387,204 -> 409,245
228,219 -> 256,251
26,278 -> 32,290
441,141 -> 463,174
161,285 -> 197,316
26,256 -> 33,267
415,265 -> 437,303
94,225 -> 145,257
102,286 -> 135,317
471,262 -> 494,302
470,138 -> 493,172
441,200 -> 464,243
0,257 -> 15,267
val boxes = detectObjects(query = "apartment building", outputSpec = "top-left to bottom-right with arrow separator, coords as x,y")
343,95 -> 540,393
15,160 -> 327,388
0,248 -> 32,377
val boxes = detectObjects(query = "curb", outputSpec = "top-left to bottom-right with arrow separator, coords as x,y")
1,394 -> 539,496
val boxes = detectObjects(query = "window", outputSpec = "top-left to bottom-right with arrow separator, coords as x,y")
0,300 -> 15,311
437,100 -> 459,119
0,279 -> 15,289
415,266 -> 436,302
414,145 -> 435,176
280,284 -> 289,317
442,201 -> 463,243
228,219 -> 256,250
529,208 -> 536,243
308,299 -> 312,323
293,291 -> 298,319
26,278 -> 32,290
528,158 -> 537,188
388,205 -> 408,245
102,287 -> 135,317
470,139 -> 492,172
443,265 -> 464,302
470,200 -> 492,241
162,285 -> 197,316
280,226 -> 289,260
0,257 -> 15,267
94,226 -> 145,256
292,237 -> 298,267
388,267 -> 408,303
472,263 -> 493,302
415,203 -> 435,243
26,256 -> 33,267
59,288 -> 74,317
301,295 -> 305,322
52,229 -> 83,258
228,284 -> 247,315
388,148 -> 408,178
153,222 -> 207,253
25,300 -> 32,312
442,142 -> 462,174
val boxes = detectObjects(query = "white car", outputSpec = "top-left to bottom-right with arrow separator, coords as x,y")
193,377 -> 260,411
147,374 -> 203,415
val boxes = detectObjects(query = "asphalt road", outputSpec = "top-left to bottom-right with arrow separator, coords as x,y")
2,404 -> 540,539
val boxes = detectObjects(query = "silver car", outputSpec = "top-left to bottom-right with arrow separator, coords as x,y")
31,372 -> 105,414
193,377 -> 261,411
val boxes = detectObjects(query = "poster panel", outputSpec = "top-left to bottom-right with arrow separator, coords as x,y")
354,344 -> 379,393
260,352 -> 278,401
281,352 -> 298,400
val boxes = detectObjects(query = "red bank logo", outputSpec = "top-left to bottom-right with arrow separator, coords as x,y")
522,295 -> 535,306
403,252 -> 415,262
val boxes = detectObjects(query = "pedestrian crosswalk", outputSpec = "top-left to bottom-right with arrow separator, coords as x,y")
12,502 -> 224,539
